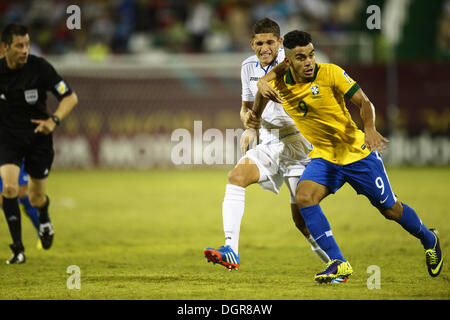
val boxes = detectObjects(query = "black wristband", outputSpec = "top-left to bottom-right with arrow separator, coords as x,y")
52,115 -> 60,126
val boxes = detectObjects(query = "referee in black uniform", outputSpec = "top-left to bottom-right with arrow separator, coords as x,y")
0,24 -> 78,264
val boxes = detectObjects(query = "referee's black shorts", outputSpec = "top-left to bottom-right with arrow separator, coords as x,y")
0,127 -> 54,179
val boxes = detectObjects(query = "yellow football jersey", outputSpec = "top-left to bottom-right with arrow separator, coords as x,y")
269,62 -> 370,165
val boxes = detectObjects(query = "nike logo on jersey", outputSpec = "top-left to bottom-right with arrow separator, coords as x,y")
380,195 -> 389,204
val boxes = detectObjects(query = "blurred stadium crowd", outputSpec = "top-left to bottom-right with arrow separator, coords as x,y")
0,0 -> 448,60
0,0 -> 362,54
0,0 -> 361,55
0,1 -> 448,168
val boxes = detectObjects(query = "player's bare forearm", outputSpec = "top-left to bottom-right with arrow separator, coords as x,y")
350,88 -> 389,153
360,100 -> 376,131
244,91 -> 269,129
256,62 -> 288,103
240,105 -> 248,123
253,90 -> 269,118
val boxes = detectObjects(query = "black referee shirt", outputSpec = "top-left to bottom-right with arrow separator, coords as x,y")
0,54 -> 72,132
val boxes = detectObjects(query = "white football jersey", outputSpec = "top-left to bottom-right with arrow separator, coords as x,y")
241,48 -> 296,129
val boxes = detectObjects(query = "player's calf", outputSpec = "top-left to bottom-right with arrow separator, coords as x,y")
379,201 -> 403,221
1,183 -> 19,199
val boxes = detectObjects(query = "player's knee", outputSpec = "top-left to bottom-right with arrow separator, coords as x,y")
295,191 -> 316,208
228,169 -> 250,188
29,193 -> 46,208
2,183 -> 19,198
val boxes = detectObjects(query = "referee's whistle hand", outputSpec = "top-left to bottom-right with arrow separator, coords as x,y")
31,118 -> 56,135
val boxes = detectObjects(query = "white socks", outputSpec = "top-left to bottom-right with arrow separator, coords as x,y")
222,184 -> 246,254
222,183 -> 329,264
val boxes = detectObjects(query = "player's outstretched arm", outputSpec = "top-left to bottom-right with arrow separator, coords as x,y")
31,92 -> 78,134
350,88 -> 389,154
256,61 -> 288,103
244,90 -> 269,129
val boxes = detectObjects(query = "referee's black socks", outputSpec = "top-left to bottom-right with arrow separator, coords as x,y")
38,195 -> 51,224
2,197 -> 23,250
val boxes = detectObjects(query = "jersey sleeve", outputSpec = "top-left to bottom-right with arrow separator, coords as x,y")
241,64 -> 254,102
40,58 -> 72,101
331,64 -> 360,99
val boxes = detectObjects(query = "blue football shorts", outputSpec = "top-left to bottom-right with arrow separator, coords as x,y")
299,151 -> 397,210
0,162 -> 29,193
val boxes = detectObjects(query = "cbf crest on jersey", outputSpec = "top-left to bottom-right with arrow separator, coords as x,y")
311,85 -> 319,95
24,89 -> 38,104
55,80 -> 68,96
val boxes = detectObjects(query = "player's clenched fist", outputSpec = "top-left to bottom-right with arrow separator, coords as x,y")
243,110 -> 260,129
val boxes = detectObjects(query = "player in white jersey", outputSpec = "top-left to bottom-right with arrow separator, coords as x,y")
204,18 -> 329,270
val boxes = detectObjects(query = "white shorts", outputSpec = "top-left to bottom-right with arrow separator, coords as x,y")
242,127 -> 311,202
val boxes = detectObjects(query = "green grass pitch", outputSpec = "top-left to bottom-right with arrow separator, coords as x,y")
0,167 -> 448,300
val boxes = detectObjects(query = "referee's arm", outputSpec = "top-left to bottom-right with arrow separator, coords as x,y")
31,92 -> 78,134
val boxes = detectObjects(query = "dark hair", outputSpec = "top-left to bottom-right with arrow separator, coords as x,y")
1,24 -> 28,45
283,30 -> 312,49
251,18 -> 280,38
